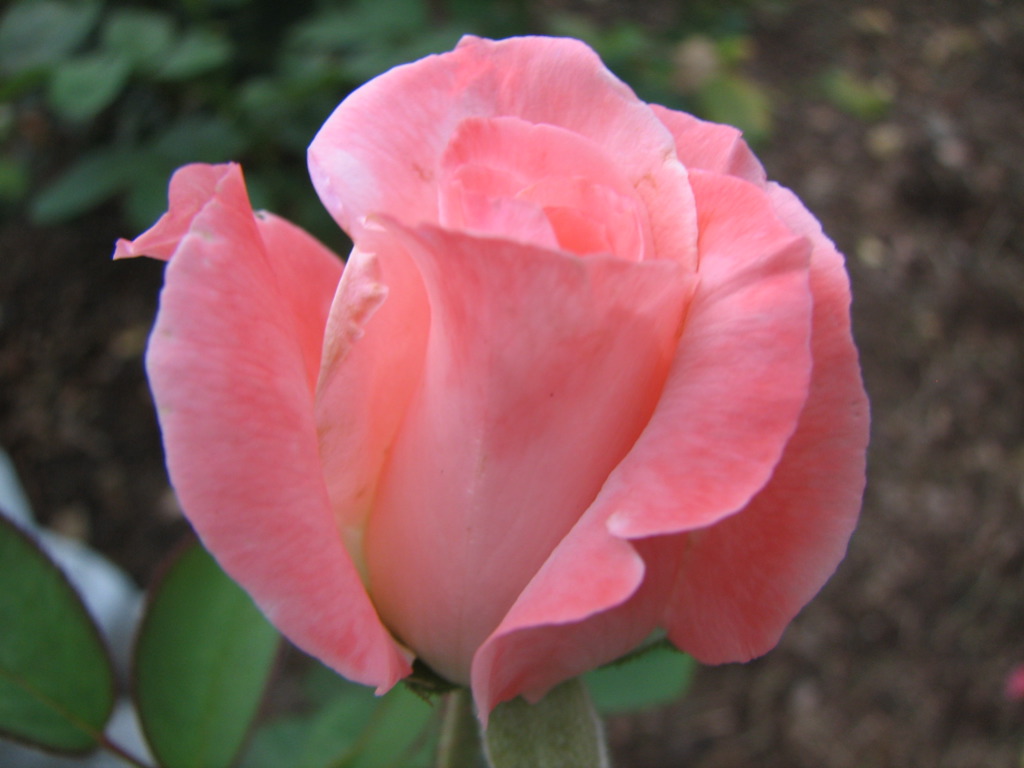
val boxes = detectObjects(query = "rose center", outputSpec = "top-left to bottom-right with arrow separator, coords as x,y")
437,116 -> 652,261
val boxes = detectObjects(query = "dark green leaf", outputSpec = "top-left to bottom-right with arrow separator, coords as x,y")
585,644 -> 696,714
134,541 -> 280,768
47,52 -> 132,123
151,115 -> 248,164
156,29 -> 233,80
0,0 -> 101,76
241,662 -> 437,768
0,516 -> 115,752
101,8 -> 176,71
30,146 -> 139,224
124,158 -> 180,232
0,157 -> 29,202
349,684 -> 436,768
0,68 -> 47,102
820,68 -> 892,121
239,680 -> 378,768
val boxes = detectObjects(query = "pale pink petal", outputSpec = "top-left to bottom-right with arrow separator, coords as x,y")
651,105 -> 767,185
134,164 -> 410,691
663,184 -> 869,661
360,221 -> 695,684
471,169 -> 813,712
308,36 -> 698,267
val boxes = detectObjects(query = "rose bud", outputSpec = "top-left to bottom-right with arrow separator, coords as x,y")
116,35 -> 869,720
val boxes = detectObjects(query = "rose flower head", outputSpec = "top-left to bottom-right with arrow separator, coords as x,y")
116,36 -> 869,720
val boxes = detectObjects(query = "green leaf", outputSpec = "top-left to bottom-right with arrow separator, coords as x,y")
585,644 -> 696,714
156,29 -> 233,80
30,145 -> 139,224
0,156 -> 29,202
0,515 -> 115,752
241,663 -> 437,768
101,8 -> 176,71
47,51 -> 132,122
349,684 -> 436,768
151,115 -> 248,164
240,682 -> 377,768
124,157 -> 180,232
0,0 -> 102,76
820,68 -> 892,121
134,540 -> 280,768
696,72 -> 773,144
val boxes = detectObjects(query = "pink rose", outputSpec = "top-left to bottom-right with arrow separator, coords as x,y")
116,36 -> 868,718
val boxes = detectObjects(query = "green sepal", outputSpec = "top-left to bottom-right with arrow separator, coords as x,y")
484,677 -> 609,768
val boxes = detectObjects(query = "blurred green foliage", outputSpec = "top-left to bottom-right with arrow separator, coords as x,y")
820,68 -> 893,121
0,0 -> 780,245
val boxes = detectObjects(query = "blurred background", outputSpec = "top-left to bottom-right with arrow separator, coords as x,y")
1,0 -> 1022,765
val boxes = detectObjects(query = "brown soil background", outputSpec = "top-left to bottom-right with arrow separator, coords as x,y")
1,1 -> 1022,766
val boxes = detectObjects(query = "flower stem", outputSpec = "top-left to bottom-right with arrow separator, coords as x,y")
435,688 -> 482,768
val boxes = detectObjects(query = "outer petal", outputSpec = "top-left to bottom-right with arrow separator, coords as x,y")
472,528 -> 681,719
663,185 -> 870,661
308,35 -> 698,268
606,170 -> 813,538
254,211 -> 347,392
123,163 -> 411,691
650,105 -> 767,185
361,222 -> 695,685
473,170 -> 813,713
114,164 -> 237,262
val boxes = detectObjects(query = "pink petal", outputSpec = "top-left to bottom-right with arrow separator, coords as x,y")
651,105 -> 767,185
472,170 -> 814,712
473,529 -> 684,720
131,163 -> 411,691
360,221 -> 695,685
308,35 -> 698,267
606,170 -> 813,538
114,164 -> 237,262
663,184 -> 869,662
253,211 -> 346,392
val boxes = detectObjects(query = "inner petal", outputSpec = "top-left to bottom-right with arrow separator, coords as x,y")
518,176 -> 645,259
543,206 -> 613,255
438,116 -> 652,259
440,166 -> 560,251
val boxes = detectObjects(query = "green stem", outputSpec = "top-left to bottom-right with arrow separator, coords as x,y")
435,688 -> 482,768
